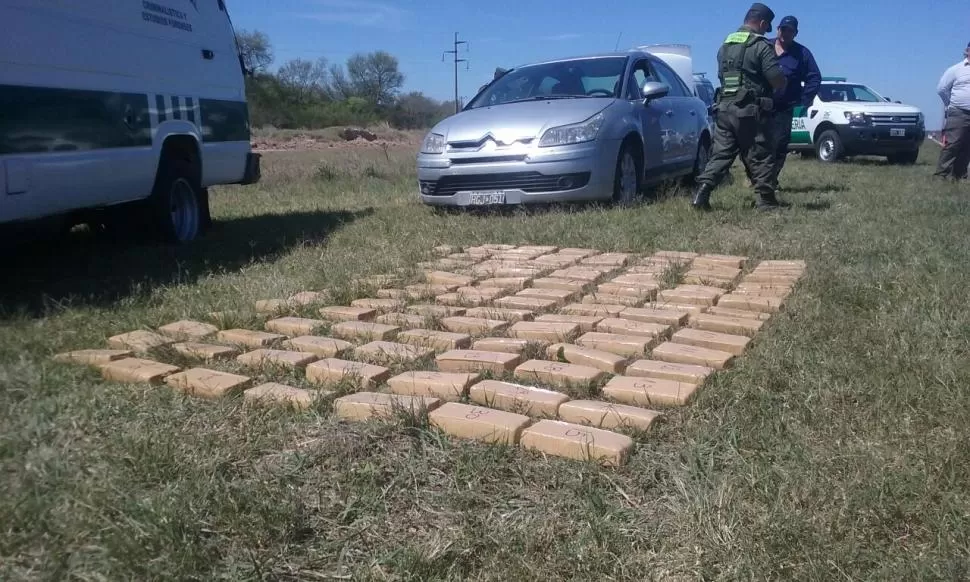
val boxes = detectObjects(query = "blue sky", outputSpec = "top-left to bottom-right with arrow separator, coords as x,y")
228,0 -> 968,128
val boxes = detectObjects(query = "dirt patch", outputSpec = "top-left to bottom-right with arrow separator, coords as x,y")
252,136 -> 417,153
251,126 -> 423,153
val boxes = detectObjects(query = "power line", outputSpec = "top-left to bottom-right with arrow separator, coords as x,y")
442,32 -> 469,113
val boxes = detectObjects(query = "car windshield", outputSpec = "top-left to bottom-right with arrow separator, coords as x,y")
466,56 -> 628,109
818,83 -> 885,103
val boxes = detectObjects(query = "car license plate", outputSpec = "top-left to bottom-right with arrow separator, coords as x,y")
468,191 -> 506,205
890,128 -> 906,137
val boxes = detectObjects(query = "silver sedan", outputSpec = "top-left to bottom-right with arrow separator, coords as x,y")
417,48 -> 712,207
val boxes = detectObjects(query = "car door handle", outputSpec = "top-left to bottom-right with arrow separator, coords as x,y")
665,110 -> 674,117
689,110 -> 697,116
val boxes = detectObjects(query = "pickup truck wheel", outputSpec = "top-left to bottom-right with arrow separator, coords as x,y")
612,142 -> 641,205
815,130 -> 844,163
150,157 -> 203,243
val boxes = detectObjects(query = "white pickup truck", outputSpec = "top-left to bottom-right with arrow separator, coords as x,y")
788,77 -> 925,164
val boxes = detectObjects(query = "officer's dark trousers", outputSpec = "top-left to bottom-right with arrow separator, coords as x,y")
935,107 -> 970,180
741,109 -> 792,188
697,105 -> 775,200
768,109 -> 794,186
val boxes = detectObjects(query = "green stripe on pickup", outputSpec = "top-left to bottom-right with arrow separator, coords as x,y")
790,130 -> 812,145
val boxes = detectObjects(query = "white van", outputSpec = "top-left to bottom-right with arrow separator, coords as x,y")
0,0 -> 260,244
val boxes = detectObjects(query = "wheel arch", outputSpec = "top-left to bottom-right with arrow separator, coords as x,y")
620,131 -> 645,175
156,133 -> 202,185
699,127 -> 711,148
812,121 -> 840,144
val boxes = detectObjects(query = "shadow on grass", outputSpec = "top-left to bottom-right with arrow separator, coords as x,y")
800,200 -> 832,211
0,208 -> 373,317
780,184 -> 848,194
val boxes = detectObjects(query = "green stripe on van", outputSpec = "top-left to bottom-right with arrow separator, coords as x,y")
0,84 -> 151,155
199,99 -> 251,143
0,84 -> 250,156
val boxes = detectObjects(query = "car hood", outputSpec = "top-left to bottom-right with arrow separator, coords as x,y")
819,101 -> 922,114
433,99 -> 614,144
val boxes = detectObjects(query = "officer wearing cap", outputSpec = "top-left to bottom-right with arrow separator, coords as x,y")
740,15 -> 821,189
692,2 -> 788,211
933,42 -> 970,180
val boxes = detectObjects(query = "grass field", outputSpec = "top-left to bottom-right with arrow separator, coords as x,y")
2,143 -> 970,581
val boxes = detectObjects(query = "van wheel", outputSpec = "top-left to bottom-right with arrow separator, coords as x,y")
815,130 -> 843,163
612,142 -> 641,205
150,156 -> 203,243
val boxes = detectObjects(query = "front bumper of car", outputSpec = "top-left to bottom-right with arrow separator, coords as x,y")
416,139 -> 623,207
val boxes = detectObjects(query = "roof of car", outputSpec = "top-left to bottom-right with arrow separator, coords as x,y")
507,49 -> 653,70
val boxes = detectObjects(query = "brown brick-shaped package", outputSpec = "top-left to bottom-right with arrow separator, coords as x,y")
519,420 -> 634,466
429,402 -> 533,445
164,368 -> 253,399
468,380 -> 569,417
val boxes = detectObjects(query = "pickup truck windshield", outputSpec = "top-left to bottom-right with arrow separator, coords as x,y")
467,56 -> 627,109
818,83 -> 884,103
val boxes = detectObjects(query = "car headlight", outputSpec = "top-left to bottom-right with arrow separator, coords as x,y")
917,112 -> 925,126
421,132 -> 446,154
538,112 -> 606,147
843,111 -> 868,125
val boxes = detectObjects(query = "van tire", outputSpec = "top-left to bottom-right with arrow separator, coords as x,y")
149,155 -> 204,243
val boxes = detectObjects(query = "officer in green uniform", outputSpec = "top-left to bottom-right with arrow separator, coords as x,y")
692,3 -> 788,211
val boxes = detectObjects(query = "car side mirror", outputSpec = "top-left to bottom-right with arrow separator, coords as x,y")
641,81 -> 669,103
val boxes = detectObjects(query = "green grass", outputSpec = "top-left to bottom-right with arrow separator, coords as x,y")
3,144 -> 970,580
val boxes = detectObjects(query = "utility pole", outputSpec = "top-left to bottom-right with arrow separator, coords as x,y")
443,32 -> 468,114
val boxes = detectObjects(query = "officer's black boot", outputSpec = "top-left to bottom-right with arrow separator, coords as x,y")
691,183 -> 713,211
756,190 -> 790,211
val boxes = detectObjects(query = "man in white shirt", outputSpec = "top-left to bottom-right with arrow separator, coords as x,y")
934,42 -> 970,180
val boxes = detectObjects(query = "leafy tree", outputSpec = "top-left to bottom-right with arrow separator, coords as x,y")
234,29 -> 273,75
346,51 -> 405,106
327,64 -> 355,101
277,57 -> 329,102
239,33 -> 450,131
391,92 -> 454,129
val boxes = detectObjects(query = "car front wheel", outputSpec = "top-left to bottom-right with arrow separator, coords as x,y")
612,142 -> 641,205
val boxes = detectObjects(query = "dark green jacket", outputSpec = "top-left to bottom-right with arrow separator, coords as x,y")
716,25 -> 784,104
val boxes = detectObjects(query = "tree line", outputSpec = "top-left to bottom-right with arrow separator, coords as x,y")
236,30 -> 458,130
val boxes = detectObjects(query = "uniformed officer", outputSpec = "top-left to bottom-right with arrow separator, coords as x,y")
692,3 -> 788,211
